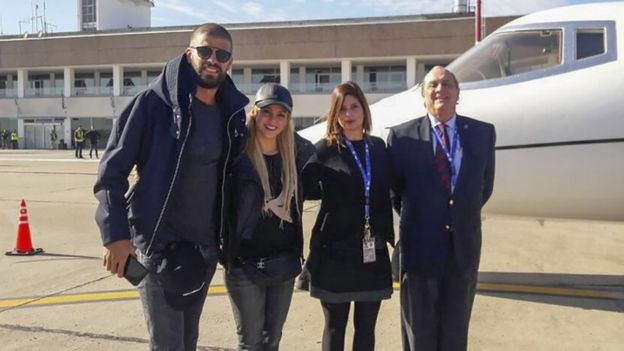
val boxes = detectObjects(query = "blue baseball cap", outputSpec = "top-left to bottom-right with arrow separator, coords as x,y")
254,83 -> 293,112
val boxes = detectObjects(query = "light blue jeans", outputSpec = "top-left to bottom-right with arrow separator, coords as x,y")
137,251 -> 217,351
225,267 -> 295,351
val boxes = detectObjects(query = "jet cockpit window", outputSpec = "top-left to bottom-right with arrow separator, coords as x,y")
450,29 -> 562,84
576,29 -> 605,60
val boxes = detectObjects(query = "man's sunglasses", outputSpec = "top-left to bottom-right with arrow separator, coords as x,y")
190,46 -> 232,63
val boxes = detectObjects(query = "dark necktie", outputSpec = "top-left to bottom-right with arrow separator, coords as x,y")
434,124 -> 452,192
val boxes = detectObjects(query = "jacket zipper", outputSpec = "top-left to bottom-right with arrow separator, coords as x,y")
219,107 -> 245,245
144,101 -> 194,256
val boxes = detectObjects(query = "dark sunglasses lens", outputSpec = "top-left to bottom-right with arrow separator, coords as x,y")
196,47 -> 213,59
215,50 -> 231,63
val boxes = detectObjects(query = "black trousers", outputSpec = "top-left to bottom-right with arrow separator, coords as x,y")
75,141 -> 84,158
89,142 -> 98,158
400,242 -> 478,351
320,300 -> 381,351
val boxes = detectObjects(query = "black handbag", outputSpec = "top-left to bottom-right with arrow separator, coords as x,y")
240,252 -> 302,285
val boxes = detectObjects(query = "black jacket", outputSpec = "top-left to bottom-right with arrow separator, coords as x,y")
301,135 -> 395,298
94,53 -> 249,254
222,133 -> 314,271
303,136 -> 395,249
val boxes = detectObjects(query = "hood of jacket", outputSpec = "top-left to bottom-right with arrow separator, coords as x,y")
149,53 -> 249,140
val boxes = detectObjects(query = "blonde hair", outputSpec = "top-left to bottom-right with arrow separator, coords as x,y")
246,105 -> 299,218
325,81 -> 372,147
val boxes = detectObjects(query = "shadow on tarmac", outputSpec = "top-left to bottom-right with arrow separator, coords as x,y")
0,323 -> 235,351
478,271 -> 624,312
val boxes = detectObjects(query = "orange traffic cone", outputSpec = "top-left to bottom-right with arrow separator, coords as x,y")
5,199 -> 44,256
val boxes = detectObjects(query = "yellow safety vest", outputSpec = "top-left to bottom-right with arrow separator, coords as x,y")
75,129 -> 85,142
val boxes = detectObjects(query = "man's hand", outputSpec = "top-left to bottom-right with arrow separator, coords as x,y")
103,239 -> 136,278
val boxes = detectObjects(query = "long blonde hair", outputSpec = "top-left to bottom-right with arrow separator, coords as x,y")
245,105 -> 299,218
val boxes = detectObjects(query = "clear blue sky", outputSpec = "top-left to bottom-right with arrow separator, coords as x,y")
0,0 -> 616,35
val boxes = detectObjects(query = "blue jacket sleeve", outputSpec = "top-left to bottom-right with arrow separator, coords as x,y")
482,124 -> 496,206
93,94 -> 150,246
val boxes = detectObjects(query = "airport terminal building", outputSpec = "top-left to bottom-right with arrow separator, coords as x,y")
0,1 -> 514,149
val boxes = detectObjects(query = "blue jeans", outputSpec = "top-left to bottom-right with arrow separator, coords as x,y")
225,267 -> 295,351
137,251 -> 217,351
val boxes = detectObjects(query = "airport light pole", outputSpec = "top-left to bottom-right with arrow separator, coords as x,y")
475,0 -> 482,44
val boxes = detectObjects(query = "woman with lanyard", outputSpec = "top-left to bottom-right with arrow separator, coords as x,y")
302,81 -> 394,351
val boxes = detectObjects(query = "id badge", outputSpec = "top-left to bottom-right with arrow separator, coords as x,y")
362,237 -> 376,263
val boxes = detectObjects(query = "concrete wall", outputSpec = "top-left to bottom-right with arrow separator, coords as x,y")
0,16 -> 515,69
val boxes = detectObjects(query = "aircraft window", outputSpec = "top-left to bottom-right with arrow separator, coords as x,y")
576,29 -> 605,59
450,29 -> 562,83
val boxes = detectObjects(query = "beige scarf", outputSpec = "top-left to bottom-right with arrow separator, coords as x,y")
263,195 -> 292,223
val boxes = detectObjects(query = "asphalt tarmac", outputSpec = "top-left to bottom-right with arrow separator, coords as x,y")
0,150 -> 622,350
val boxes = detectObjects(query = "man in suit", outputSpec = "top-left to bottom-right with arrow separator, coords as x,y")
387,66 -> 495,351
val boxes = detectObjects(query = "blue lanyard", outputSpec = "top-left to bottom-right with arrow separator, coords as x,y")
344,136 -> 371,224
433,125 -> 460,190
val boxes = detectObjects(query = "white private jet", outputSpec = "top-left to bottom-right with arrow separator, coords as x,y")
300,2 -> 624,221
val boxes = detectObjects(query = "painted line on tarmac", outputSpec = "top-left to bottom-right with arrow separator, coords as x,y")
0,285 -> 228,309
1,282 -> 621,310
476,282 -> 624,300
391,282 -> 624,300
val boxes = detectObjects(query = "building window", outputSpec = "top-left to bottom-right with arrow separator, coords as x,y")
305,66 -> 340,93
99,71 -> 113,95
0,73 -> 17,98
147,69 -> 161,85
230,69 -> 248,93
123,70 -> 142,95
74,72 -> 95,96
251,67 -> 280,92
81,0 -> 96,31
27,72 -> 64,97
361,64 -> 406,92
74,70 -> 116,96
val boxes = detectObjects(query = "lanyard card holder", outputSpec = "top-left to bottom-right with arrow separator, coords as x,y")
362,223 -> 376,263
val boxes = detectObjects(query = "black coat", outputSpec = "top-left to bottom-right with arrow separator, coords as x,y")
94,53 -> 249,253
302,135 -> 394,301
222,133 -> 314,271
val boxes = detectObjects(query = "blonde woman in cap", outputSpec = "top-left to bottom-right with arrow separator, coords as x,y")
222,83 -> 314,350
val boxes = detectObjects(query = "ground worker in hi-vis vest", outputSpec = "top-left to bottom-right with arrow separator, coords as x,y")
74,126 -> 85,158
10,130 -> 18,149
50,128 -> 58,149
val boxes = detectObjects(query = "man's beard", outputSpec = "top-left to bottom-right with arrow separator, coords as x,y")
192,62 -> 227,89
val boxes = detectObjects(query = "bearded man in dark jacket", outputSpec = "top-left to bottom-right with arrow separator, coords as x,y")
94,23 -> 248,350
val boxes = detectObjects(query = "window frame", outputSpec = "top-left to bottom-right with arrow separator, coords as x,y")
447,20 -> 617,90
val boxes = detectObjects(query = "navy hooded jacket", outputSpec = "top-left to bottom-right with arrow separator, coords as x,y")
94,53 -> 249,254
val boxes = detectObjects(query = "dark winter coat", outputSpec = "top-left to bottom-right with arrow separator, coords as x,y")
94,53 -> 249,254
222,133 -> 314,271
302,135 -> 394,302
